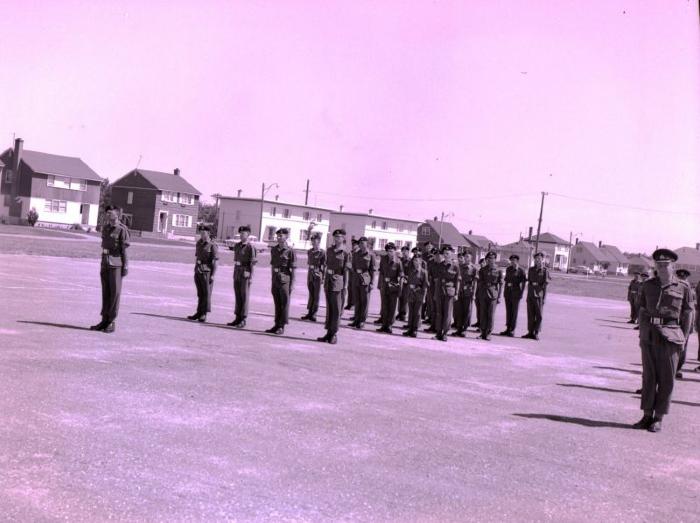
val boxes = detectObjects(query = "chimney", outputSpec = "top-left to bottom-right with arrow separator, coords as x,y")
575,238 -> 579,244
528,226 -> 533,241
11,137 -> 23,173
236,189 -> 242,197
275,195 -> 279,201
696,243 -> 699,250
598,240 -> 602,248
369,208 -> 373,215
468,229 -> 473,235
174,168 -> 180,176
339,204 -> 344,212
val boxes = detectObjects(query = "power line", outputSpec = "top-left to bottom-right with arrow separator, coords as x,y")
307,190 -> 537,203
548,192 -> 700,216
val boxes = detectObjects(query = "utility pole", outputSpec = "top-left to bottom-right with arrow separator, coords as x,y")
533,191 -> 547,257
304,179 -> 310,206
438,212 -> 445,249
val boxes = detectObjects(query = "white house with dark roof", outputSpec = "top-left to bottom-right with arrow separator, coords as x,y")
462,231 -> 498,261
525,232 -> 571,271
0,138 -> 102,227
329,211 -> 420,250
110,168 -> 202,239
416,220 -> 470,251
599,244 -> 630,275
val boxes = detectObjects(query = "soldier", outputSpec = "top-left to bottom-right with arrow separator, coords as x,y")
472,257 -> 487,330
301,232 -> 326,322
349,236 -> 376,329
421,241 -> 434,322
674,269 -> 695,379
477,251 -> 502,341
377,243 -> 404,334
91,205 -> 130,333
188,225 -> 218,323
500,254 -> 527,337
633,272 -> 650,331
227,225 -> 257,328
403,252 -> 429,338
344,239 -> 359,311
434,244 -> 461,341
266,228 -> 296,335
452,251 -> 477,337
627,272 -> 642,324
374,245 -> 391,325
522,252 -> 550,340
423,248 -> 442,334
633,248 -> 693,432
318,229 -> 351,344
396,245 -> 411,321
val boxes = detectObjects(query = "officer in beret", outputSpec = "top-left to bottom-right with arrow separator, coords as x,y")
434,244 -> 461,341
421,241 -> 434,323
266,228 -> 296,335
91,205 -> 130,333
452,251 -> 477,337
188,225 -> 218,323
627,272 -> 642,324
318,229 -> 351,344
472,257 -> 487,330
227,225 -> 257,328
403,251 -> 429,338
500,254 -> 527,337
634,248 -> 693,432
476,251 -> 502,341
396,245 -> 412,322
674,268 -> 695,379
349,236 -> 376,329
374,243 -> 392,326
522,252 -> 549,340
423,247 -> 442,333
377,243 -> 404,334
301,232 -> 326,322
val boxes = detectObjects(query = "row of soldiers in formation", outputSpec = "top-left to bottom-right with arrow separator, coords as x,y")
191,225 -> 550,345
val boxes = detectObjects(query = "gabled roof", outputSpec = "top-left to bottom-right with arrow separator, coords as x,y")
528,232 -> 570,245
500,239 -> 531,250
115,168 -> 201,195
423,220 -> 469,247
600,244 -> 629,264
462,233 -> 494,249
334,211 -> 421,224
626,254 -> 653,266
675,246 -> 700,266
1,148 -> 102,182
575,241 -> 616,263
219,195 -> 334,212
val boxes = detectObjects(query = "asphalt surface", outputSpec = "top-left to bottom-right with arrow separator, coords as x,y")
1,253 -> 699,522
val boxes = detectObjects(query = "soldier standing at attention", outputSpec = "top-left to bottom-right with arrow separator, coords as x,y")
344,239 -> 359,312
423,249 -> 442,334
477,251 -> 502,341
374,246 -> 391,326
227,225 -> 257,328
674,269 -> 695,379
452,252 -> 477,337
634,249 -> 693,432
349,236 -> 376,329
91,205 -> 130,333
396,245 -> 411,321
188,225 -> 218,323
301,232 -> 325,322
377,243 -> 404,334
318,229 -> 351,344
627,272 -> 642,324
472,257 -> 487,330
500,254 -> 527,337
522,252 -> 550,340
434,245 -> 461,342
403,252 -> 429,338
267,228 -> 296,335
421,241 -> 434,322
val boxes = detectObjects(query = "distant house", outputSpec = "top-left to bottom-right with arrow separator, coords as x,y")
599,244 -> 630,275
462,230 -> 498,261
110,168 -> 201,239
498,239 -> 533,266
570,240 -> 617,273
416,220 -> 470,251
0,138 -> 102,228
626,254 -> 654,275
331,212 -> 420,250
525,232 -> 571,271
675,244 -> 700,285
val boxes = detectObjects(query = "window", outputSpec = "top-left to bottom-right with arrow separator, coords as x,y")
4,170 -> 13,183
283,208 -> 290,219
266,226 -> 276,240
271,206 -> 277,217
420,225 -> 431,235
172,214 -> 192,228
162,191 -> 176,202
378,238 -> 387,249
303,211 -> 310,221
382,221 -> 387,230
395,240 -> 403,248
43,199 -> 67,213
127,191 -> 134,205
371,220 -> 377,229
69,179 -> 87,191
300,230 -> 310,241
179,193 -> 194,205
47,175 -> 70,189
316,213 -> 322,222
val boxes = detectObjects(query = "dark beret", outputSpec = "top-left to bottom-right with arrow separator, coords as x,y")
385,242 -> 396,251
641,272 -> 650,277
276,228 -> 289,235
509,254 -> 519,261
310,232 -> 322,240
486,250 -> 497,259
238,225 -> 251,233
400,245 -> 410,251
423,241 -> 433,247
440,244 -> 454,253
332,228 -> 346,237
104,205 -> 118,212
411,247 -> 420,254
358,236 -> 368,242
198,225 -> 211,232
676,269 -> 690,278
412,251 -> 423,258
534,252 -> 545,258
351,239 -> 359,245
652,248 -> 677,262
478,258 -> 485,264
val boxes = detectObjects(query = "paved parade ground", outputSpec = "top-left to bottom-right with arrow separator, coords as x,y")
1,253 -> 699,522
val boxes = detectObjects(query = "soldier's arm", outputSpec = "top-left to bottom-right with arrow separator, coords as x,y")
121,227 -> 130,276
249,246 -> 257,277
497,271 -> 503,301
320,250 -> 327,277
289,250 -> 297,290
369,254 -> 376,288
210,242 -> 219,279
680,285 -> 692,336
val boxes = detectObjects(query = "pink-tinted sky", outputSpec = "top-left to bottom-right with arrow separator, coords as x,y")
1,0 -> 698,252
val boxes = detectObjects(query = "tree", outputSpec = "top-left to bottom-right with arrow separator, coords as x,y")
96,178 -> 111,231
27,207 -> 39,227
198,202 -> 218,237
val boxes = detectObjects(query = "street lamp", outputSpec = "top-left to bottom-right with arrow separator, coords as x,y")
437,211 -> 454,249
260,182 -> 279,241
567,231 -> 583,273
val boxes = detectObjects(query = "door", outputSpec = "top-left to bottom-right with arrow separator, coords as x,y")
158,211 -> 168,234
80,204 -> 90,225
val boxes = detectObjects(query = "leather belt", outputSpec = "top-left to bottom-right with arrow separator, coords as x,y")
102,249 -> 110,254
649,317 -> 677,326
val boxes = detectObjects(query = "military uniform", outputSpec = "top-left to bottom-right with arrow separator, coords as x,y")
304,245 -> 326,321
434,250 -> 461,341
378,249 -> 404,333
675,270 -> 696,378
477,257 -> 503,339
94,219 -> 130,332
230,239 -> 257,326
374,254 -> 390,325
269,238 -> 296,332
404,259 -> 429,337
320,237 -> 351,343
524,262 -> 550,339
627,276 -> 642,323
396,251 -> 411,321
453,260 -> 477,335
696,280 -> 700,363
421,247 -> 434,321
344,241 -> 359,311
193,236 -> 218,319
503,261 -> 527,335
350,244 -> 376,328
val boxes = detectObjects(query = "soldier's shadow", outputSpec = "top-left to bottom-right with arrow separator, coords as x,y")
250,332 -> 324,343
593,365 -> 641,375
17,320 -> 93,331
513,413 -> 635,430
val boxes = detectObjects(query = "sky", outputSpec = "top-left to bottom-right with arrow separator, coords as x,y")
1,0 -> 698,253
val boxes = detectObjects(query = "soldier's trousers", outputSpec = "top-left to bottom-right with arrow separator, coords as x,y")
629,300 -> 638,322
381,288 -> 400,329
353,283 -> 371,324
454,292 -> 474,333
233,275 -> 252,320
324,288 -> 343,336
345,274 -> 355,309
526,297 -> 544,335
435,294 -> 455,337
504,292 -> 522,333
397,286 -> 409,320
640,338 -> 680,415
194,269 -> 213,316
271,282 -> 290,327
100,264 -> 122,323
407,294 -> 424,333
478,297 -> 497,336
474,296 -> 481,326
306,274 -> 322,317
422,286 -> 432,320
